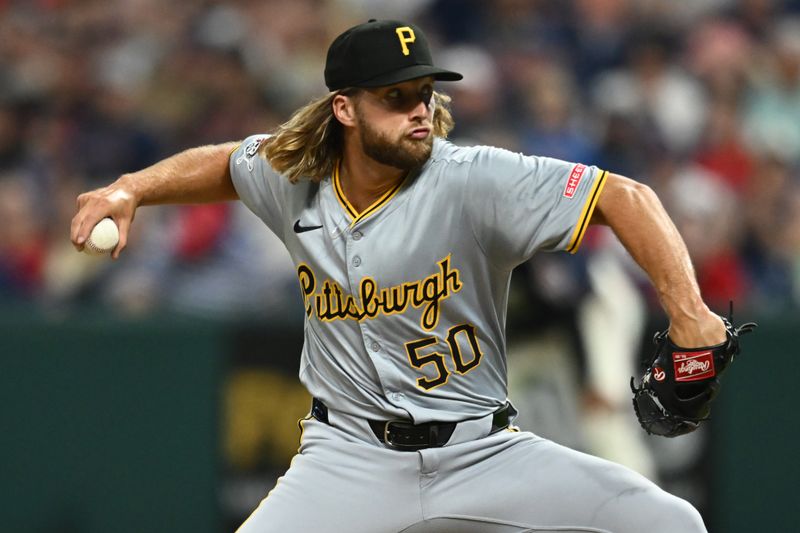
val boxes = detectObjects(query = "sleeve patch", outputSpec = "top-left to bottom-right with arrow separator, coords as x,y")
235,135 -> 268,171
563,163 -> 587,199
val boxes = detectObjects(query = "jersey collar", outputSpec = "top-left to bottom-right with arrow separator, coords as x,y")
332,160 -> 408,226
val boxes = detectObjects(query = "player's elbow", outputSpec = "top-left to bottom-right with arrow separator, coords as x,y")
591,173 -> 658,226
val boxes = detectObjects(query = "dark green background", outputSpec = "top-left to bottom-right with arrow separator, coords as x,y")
0,309 -> 225,533
713,316 -> 798,533
1,308 -> 796,532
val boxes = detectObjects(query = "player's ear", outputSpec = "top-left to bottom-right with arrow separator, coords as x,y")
332,91 -> 358,127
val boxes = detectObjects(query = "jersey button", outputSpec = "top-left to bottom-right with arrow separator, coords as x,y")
390,392 -> 404,401
371,342 -> 381,352
352,231 -> 363,241
352,256 -> 361,267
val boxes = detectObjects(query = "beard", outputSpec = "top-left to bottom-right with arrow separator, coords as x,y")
356,110 -> 433,171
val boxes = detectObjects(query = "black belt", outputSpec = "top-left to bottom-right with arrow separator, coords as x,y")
311,398 -> 513,452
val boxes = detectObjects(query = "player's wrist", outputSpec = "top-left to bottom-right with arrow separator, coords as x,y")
660,289 -> 707,324
115,173 -> 145,207
668,307 -> 726,348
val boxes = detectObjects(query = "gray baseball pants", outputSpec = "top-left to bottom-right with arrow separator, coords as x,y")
236,405 -> 707,533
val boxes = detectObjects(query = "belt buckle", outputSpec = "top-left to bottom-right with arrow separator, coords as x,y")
383,419 -> 422,451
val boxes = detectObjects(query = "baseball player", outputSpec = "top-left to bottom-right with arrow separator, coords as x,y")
72,20 -> 724,532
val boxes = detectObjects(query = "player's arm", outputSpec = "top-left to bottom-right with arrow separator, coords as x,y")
589,173 -> 726,347
71,142 -> 239,258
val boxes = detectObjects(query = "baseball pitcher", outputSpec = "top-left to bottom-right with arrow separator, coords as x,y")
71,19 -> 754,533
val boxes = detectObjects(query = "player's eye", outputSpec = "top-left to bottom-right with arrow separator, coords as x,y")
378,85 -> 433,112
381,88 -> 411,111
420,86 -> 433,107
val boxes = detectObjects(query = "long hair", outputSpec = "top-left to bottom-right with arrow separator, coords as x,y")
260,90 -> 455,183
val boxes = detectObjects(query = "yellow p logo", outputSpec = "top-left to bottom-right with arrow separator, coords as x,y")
395,27 -> 416,56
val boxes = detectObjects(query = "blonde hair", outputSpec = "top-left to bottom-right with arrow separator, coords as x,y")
260,90 -> 455,183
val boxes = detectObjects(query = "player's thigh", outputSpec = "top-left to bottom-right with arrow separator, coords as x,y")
236,419 -> 421,533
428,431 -> 705,533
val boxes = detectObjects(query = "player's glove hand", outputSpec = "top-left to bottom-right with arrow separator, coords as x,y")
630,311 -> 757,437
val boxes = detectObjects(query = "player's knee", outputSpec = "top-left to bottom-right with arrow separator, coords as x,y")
651,492 -> 707,533
676,498 -> 707,533
608,484 -> 706,533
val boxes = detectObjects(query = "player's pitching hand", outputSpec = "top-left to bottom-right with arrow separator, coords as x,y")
71,180 -> 138,259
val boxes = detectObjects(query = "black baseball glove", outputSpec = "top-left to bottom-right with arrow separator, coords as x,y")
630,313 -> 757,437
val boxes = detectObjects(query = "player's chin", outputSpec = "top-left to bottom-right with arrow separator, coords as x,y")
401,136 -> 433,166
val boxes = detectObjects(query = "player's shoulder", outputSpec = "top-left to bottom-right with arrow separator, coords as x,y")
432,138 -> 536,163
230,133 -> 319,204
231,134 -> 271,168
429,138 -> 539,178
430,138 -> 496,165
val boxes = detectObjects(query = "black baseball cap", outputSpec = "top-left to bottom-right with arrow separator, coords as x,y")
324,19 -> 463,91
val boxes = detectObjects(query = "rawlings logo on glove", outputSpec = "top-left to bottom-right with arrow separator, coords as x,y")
630,308 -> 757,438
673,351 -> 714,381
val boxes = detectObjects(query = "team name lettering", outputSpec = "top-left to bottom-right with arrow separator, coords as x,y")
297,256 -> 462,331
563,163 -> 586,199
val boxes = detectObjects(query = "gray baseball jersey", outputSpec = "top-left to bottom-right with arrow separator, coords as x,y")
230,135 -> 606,423
229,136 -> 707,533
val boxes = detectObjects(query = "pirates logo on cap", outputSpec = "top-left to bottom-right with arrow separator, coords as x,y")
324,19 -> 462,91
395,27 -> 416,56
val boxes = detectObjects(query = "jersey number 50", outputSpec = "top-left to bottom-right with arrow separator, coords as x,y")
405,323 -> 484,390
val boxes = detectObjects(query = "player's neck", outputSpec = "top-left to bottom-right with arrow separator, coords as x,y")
338,146 -> 405,214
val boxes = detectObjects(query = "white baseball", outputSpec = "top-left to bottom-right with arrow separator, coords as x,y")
84,217 -> 120,255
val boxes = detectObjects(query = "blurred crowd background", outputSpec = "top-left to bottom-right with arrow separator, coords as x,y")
3,0 -> 800,317
2,0 -> 799,531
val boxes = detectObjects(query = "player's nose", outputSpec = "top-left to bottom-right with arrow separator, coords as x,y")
409,97 -> 431,122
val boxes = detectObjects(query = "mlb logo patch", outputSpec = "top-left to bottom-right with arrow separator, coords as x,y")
563,164 -> 586,198
673,351 -> 715,382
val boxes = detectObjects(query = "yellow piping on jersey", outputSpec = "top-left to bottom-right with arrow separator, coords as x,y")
332,161 -> 407,226
566,170 -> 608,254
